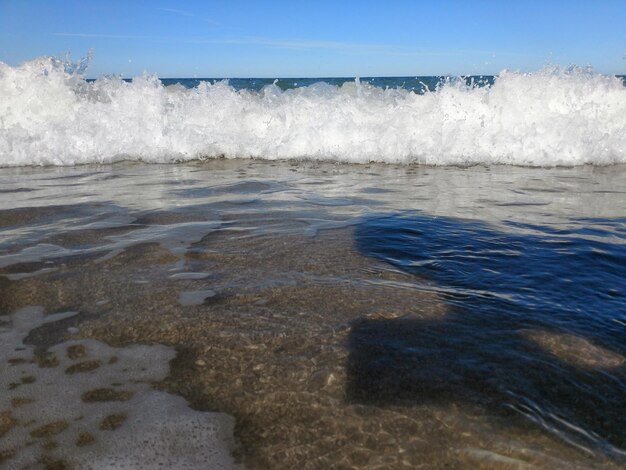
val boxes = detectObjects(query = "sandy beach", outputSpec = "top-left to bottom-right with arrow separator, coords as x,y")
1,161 -> 625,468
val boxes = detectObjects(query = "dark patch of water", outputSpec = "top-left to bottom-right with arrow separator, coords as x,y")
351,211 -> 626,456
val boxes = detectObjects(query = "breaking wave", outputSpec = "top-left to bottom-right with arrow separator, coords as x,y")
1,56 -> 625,167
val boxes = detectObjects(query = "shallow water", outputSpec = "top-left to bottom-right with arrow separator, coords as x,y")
1,160 -> 625,468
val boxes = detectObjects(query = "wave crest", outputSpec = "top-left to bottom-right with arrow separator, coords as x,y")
1,56 -> 625,167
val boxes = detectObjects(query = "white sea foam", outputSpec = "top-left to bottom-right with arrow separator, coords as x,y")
1,56 -> 625,167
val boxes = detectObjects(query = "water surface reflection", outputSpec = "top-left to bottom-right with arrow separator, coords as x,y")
352,212 -> 626,457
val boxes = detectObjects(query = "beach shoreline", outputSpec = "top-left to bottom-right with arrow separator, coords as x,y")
1,160 -> 625,468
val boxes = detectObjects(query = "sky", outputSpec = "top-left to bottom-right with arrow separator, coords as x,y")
0,0 -> 625,78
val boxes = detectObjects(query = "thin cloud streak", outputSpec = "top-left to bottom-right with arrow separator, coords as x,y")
157,7 -> 195,17
52,32 -> 152,40
50,33 -> 391,51
50,33 -> 522,58
190,36 -> 393,52
188,36 -> 521,57
156,7 -> 219,26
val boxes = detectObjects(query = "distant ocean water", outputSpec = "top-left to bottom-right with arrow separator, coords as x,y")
1,56 -> 626,468
0,56 -> 625,167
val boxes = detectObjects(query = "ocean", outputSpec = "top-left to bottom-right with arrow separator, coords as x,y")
0,56 -> 625,468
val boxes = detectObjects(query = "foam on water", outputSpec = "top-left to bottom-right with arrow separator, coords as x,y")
1,56 -> 625,167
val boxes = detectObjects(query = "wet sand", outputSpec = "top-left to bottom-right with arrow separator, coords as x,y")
1,161 -> 625,468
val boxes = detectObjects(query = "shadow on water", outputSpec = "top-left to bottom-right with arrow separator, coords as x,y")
349,212 -> 626,457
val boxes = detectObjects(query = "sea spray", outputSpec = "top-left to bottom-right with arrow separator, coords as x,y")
1,56 -> 625,167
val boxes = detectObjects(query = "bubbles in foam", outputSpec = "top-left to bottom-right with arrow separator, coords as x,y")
0,56 -> 625,167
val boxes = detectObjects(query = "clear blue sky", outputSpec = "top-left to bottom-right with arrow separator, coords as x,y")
1,0 -> 625,78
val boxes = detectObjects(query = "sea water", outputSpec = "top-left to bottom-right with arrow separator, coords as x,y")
0,56 -> 625,468
1,56 -> 625,167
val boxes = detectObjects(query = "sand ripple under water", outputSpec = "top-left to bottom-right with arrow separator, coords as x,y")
0,160 -> 625,468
